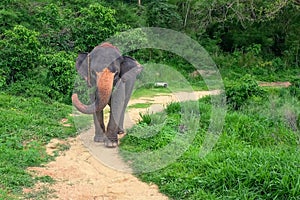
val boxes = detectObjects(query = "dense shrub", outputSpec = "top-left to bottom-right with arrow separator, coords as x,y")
35,3 -> 74,52
0,0 -> 33,34
225,74 -> 266,110
166,102 -> 181,114
41,51 -> 77,104
5,79 -> 52,103
146,0 -> 183,30
0,25 -> 41,86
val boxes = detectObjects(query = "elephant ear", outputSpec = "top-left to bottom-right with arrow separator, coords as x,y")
120,56 -> 143,78
76,53 -> 89,80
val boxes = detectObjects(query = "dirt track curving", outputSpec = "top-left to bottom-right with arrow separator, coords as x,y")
24,90 -> 219,199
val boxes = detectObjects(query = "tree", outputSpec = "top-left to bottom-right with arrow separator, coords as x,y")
146,0 -> 183,30
71,3 -> 128,52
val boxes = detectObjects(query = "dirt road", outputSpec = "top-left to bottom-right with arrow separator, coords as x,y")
25,90 -> 219,200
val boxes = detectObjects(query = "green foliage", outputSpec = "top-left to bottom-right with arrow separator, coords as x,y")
0,0 -> 299,105
0,9 -> 19,33
104,1 -> 146,28
0,93 -> 76,196
35,3 -> 74,52
215,49 -> 299,83
0,0 -> 33,34
189,0 -> 300,67
120,92 -> 300,199
146,0 -> 183,30
72,3 -> 127,52
138,113 -> 152,125
225,74 -> 266,110
166,102 -> 181,114
0,25 -> 41,85
35,3 -> 62,30
5,79 -> 52,103
41,51 -> 77,104
112,28 -> 148,53
0,1 -> 133,104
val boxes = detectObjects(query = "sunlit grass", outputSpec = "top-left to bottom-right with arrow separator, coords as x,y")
0,93 -> 77,198
120,90 -> 300,199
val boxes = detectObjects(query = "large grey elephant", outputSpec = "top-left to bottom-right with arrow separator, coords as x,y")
72,43 -> 143,147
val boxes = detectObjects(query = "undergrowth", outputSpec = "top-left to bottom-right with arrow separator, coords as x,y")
120,89 -> 300,199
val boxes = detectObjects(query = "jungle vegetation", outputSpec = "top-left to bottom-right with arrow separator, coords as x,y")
0,0 -> 299,199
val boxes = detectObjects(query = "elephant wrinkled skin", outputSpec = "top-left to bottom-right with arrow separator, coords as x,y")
72,43 -> 143,147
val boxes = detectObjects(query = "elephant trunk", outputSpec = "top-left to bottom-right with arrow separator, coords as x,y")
72,68 -> 115,114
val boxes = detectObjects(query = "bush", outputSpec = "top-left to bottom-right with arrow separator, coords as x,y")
40,51 -> 77,104
35,3 -> 74,51
225,74 -> 266,110
0,25 -> 41,86
166,102 -> 181,115
0,0 -> 33,34
5,79 -> 52,103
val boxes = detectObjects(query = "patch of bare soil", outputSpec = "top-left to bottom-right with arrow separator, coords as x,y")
258,81 -> 291,87
24,90 -> 219,200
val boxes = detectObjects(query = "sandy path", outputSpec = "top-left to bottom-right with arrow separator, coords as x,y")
24,90 -> 219,200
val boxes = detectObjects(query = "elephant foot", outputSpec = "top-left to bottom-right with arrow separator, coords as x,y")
94,135 -> 105,143
104,132 -> 118,148
104,138 -> 118,148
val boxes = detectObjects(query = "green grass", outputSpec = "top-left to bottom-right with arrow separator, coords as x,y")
131,87 -> 171,99
128,103 -> 153,109
0,93 -> 78,199
131,62 -> 209,100
120,90 -> 300,199
131,82 -> 207,100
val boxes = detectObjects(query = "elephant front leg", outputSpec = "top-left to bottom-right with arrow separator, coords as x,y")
93,110 -> 106,142
105,80 -> 125,147
116,77 -> 136,135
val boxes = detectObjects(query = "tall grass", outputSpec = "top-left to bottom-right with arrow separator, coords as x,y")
120,89 -> 300,199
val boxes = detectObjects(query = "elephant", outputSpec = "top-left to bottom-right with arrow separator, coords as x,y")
72,42 -> 143,147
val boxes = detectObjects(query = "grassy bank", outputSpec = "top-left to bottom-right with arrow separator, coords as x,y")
120,88 -> 300,199
0,93 -> 78,199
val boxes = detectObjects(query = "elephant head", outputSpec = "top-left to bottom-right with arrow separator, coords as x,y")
72,43 -> 143,115
72,43 -> 123,114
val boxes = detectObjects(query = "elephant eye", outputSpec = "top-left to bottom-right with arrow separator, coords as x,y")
108,64 -> 118,73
